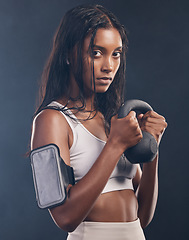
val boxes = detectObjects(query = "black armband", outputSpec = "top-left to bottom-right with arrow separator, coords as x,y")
30,144 -> 75,209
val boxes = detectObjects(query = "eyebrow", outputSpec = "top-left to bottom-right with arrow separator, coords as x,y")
93,45 -> 122,51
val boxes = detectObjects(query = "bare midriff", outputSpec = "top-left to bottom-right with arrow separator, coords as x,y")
84,189 -> 138,222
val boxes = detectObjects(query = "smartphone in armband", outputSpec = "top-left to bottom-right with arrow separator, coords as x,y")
30,144 -> 75,209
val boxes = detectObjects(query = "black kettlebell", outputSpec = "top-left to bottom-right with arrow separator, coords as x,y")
118,99 -> 158,164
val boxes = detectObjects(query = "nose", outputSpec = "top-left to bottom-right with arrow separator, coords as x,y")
101,57 -> 113,73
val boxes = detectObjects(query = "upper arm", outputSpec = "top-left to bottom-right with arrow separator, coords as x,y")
31,109 -> 71,166
132,164 -> 142,193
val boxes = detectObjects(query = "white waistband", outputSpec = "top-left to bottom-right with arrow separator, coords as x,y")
67,219 -> 146,240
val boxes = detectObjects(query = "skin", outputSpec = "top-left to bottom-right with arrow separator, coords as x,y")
31,28 -> 167,232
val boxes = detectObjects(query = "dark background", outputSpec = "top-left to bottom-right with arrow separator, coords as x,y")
0,0 -> 188,239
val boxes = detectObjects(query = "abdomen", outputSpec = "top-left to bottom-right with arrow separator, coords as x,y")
84,189 -> 138,222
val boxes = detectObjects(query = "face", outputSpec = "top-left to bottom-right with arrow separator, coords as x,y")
82,28 -> 123,94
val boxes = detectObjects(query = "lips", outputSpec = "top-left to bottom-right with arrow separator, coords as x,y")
97,77 -> 112,80
96,77 -> 112,86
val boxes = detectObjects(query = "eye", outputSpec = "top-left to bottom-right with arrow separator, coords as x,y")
93,50 -> 102,57
113,51 -> 122,58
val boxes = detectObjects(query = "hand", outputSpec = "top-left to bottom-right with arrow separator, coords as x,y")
109,111 -> 143,152
137,111 -> 167,145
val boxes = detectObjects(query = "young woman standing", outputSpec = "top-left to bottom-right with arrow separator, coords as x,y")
31,4 -> 167,240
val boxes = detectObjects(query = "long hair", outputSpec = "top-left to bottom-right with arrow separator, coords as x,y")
35,4 -> 128,130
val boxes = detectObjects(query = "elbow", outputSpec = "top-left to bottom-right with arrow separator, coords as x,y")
53,215 -> 80,233
140,219 -> 149,229
139,214 -> 153,229
60,220 -> 78,233
49,200 -> 84,232
49,203 -> 80,232
138,202 -> 157,229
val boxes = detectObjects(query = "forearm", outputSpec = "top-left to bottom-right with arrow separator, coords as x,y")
136,154 -> 159,228
50,140 -> 123,232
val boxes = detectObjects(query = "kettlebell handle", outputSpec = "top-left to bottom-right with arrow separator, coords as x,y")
118,99 -> 153,118
118,99 -> 158,164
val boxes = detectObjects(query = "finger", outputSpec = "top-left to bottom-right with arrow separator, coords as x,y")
142,117 -> 166,124
141,120 -> 167,133
111,114 -> 118,122
137,113 -> 144,120
142,119 -> 168,131
128,111 -> 136,119
142,111 -> 166,121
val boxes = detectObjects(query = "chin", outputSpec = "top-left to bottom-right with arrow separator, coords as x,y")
96,86 -> 110,93
95,84 -> 111,93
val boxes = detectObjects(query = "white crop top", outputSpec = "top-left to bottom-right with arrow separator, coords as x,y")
48,101 -> 138,194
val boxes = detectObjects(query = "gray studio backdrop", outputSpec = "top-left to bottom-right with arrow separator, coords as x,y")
0,0 -> 188,239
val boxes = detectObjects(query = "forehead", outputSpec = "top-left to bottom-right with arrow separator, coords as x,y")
84,28 -> 122,50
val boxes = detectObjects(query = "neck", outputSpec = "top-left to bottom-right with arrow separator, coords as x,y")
58,90 -> 96,112
66,72 -> 96,111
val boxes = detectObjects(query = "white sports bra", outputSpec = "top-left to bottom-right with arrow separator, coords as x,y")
48,101 -> 137,194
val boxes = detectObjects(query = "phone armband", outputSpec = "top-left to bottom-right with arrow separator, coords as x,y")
30,144 -> 75,209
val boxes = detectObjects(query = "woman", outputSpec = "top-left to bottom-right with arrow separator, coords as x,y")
31,4 -> 167,240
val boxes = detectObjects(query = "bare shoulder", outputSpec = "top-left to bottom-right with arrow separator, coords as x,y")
31,109 -> 71,164
33,108 -> 68,130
